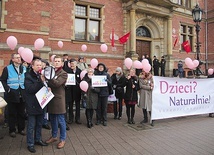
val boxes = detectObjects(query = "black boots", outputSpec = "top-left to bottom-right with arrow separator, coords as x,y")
131,117 -> 135,124
141,109 -> 148,123
127,118 -> 132,124
86,109 -> 94,128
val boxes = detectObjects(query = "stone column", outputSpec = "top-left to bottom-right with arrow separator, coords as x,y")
167,17 -> 172,55
166,17 -> 174,77
127,9 -> 138,60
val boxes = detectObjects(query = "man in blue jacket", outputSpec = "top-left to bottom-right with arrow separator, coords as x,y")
1,53 -> 26,138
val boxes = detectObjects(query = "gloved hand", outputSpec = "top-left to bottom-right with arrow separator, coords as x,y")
83,93 -> 87,100
113,85 -> 117,89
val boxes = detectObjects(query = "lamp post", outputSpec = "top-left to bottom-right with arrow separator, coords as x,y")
192,4 -> 203,76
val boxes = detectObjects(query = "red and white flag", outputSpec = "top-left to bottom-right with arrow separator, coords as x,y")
173,36 -> 178,48
119,32 -> 130,44
111,29 -> 114,47
182,40 -> 191,53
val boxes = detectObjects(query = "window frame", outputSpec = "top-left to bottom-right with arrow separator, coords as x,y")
180,23 -> 194,52
74,3 -> 102,42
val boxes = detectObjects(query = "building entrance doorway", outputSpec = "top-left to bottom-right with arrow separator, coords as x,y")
136,40 -> 151,60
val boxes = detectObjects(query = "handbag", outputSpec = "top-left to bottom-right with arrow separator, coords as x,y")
0,97 -> 7,108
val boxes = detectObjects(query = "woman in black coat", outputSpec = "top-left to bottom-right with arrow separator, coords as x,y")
82,68 -> 100,128
124,69 -> 139,124
24,59 -> 48,153
111,67 -> 126,120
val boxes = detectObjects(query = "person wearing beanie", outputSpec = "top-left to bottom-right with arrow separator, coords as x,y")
77,56 -> 88,71
94,63 -> 112,126
111,67 -> 126,120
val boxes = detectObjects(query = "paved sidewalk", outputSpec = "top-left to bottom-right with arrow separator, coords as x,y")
0,107 -> 214,155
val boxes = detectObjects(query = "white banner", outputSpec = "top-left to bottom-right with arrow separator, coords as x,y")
36,86 -> 54,109
92,75 -> 107,87
66,74 -> 76,85
152,76 -> 214,120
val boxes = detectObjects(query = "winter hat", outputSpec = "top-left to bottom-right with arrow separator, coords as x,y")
115,67 -> 122,73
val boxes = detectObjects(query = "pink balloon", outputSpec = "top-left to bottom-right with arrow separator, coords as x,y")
51,55 -> 56,62
185,57 -> 192,67
143,63 -> 151,73
6,36 -> 18,50
34,38 -> 45,50
133,60 -> 143,69
20,48 -> 33,63
90,58 -> 98,69
100,44 -> 108,53
18,47 -> 24,55
208,68 -> 214,75
187,62 -> 195,70
80,81 -> 89,92
193,60 -> 199,68
58,41 -> 63,48
81,44 -> 87,52
141,59 -> 149,66
124,58 -> 132,69
80,70 -> 87,80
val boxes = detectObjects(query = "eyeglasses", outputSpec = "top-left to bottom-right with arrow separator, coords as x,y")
14,57 -> 21,59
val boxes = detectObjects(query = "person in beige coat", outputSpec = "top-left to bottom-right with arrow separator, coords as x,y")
45,55 -> 68,149
138,71 -> 154,126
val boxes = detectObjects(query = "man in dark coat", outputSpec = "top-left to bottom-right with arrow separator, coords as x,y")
64,59 -> 82,124
94,63 -> 112,126
1,53 -> 26,138
160,56 -> 166,77
24,59 -> 48,153
153,56 -> 160,76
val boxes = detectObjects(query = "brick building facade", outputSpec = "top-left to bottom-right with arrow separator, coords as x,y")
0,0 -> 213,76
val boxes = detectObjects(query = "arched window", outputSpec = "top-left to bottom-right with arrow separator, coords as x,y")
136,26 -> 151,37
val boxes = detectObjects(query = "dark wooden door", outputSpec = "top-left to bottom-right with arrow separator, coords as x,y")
136,40 -> 151,60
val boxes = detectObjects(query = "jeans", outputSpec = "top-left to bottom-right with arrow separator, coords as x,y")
50,114 -> 66,141
43,106 -> 48,125
27,114 -> 43,147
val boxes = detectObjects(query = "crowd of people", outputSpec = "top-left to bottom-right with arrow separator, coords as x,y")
0,53 -> 168,153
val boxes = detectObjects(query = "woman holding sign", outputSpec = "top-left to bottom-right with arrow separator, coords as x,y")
82,68 -> 100,128
24,59 -> 48,153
